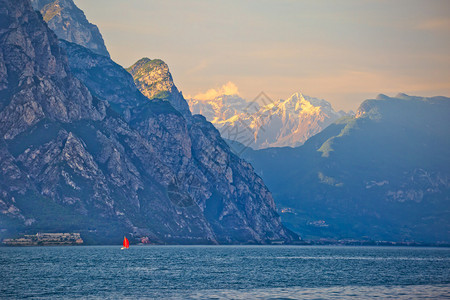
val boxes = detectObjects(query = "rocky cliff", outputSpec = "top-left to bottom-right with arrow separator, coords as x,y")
127,58 -> 192,119
0,0 -> 296,244
30,0 -> 110,57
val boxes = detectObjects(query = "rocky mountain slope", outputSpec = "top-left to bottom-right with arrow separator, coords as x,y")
242,94 -> 450,243
127,58 -> 192,118
30,0 -> 110,57
188,89 -> 349,150
0,0 -> 297,244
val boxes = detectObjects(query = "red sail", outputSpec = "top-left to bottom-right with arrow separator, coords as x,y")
123,237 -> 129,248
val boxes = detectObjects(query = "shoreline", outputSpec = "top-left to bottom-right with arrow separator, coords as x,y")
2,243 -> 450,248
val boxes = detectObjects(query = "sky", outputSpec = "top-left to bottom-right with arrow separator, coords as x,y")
76,0 -> 450,111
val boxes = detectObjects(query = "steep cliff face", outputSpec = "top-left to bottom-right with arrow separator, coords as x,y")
127,58 -> 192,119
0,0 -> 103,141
30,0 -> 110,58
59,41 -> 148,117
0,0 -> 296,244
0,0 -> 107,237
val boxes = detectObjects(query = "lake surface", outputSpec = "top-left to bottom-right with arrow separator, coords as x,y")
0,245 -> 449,299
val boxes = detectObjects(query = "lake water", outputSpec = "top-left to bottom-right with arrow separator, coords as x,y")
0,246 -> 449,299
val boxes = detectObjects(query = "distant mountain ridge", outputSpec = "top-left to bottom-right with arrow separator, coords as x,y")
188,89 -> 350,149
242,94 -> 450,242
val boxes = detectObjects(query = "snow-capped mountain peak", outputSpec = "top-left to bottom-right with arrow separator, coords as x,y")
187,85 -> 350,150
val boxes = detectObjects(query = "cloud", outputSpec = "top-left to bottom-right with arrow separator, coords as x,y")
190,82 -> 240,101
417,18 -> 450,31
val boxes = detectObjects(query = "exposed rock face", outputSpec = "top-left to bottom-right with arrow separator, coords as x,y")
0,0 -> 104,140
127,58 -> 192,119
59,40 -> 147,117
0,0 -> 296,244
30,0 -> 110,58
188,91 -> 349,150
243,94 -> 450,243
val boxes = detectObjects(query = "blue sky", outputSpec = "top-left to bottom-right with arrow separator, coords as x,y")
76,0 -> 450,110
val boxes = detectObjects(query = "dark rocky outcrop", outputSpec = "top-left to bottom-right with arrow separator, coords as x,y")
0,0 -> 297,244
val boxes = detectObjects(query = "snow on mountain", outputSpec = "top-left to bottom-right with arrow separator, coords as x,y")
187,84 -> 350,150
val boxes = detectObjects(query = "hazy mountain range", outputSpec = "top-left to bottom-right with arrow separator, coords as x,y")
0,0 -> 448,245
242,94 -> 450,243
0,0 -> 297,244
188,87 -> 351,150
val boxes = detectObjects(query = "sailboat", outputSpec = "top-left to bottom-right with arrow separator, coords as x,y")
121,236 -> 129,250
